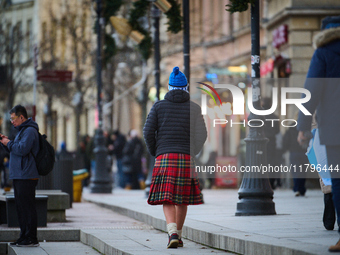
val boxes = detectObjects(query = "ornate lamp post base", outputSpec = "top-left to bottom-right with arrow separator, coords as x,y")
90,129 -> 112,193
236,178 -> 276,216
236,126 -> 276,216
236,197 -> 276,216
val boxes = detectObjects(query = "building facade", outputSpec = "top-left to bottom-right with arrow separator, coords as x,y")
1,0 -> 98,151
157,0 -> 340,160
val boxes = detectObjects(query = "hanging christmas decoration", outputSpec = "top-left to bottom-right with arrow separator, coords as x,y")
225,0 -> 255,13
153,0 -> 172,13
97,0 -> 124,67
165,0 -> 182,34
109,16 -> 132,36
129,30 -> 145,44
104,0 -> 182,61
127,0 -> 183,60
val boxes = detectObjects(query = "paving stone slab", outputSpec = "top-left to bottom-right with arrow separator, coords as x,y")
81,228 -> 231,255
83,189 -> 335,255
8,242 -> 101,255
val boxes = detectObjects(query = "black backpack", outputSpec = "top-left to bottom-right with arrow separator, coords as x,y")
21,127 -> 56,176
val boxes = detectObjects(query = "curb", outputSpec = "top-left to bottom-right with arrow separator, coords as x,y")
80,230 -> 133,255
8,245 -> 47,255
84,199 -> 316,255
0,229 -> 80,242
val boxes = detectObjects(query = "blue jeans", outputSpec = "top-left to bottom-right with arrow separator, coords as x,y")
116,159 -> 125,188
328,145 -> 340,232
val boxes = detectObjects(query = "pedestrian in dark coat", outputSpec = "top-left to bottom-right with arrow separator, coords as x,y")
283,125 -> 308,196
296,16 -> 340,252
0,105 -> 40,247
143,66 -> 207,249
262,97 -> 280,189
122,129 -> 144,189
110,130 -> 126,188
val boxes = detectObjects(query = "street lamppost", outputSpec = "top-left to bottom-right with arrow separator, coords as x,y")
144,0 -> 173,196
144,4 -> 162,197
90,0 -> 112,193
182,0 -> 190,84
235,0 -> 276,215
152,5 -> 161,101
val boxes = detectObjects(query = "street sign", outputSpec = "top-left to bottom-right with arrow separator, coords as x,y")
37,70 -> 73,83
272,24 -> 288,49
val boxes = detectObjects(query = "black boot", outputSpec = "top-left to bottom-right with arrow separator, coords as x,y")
323,193 -> 336,230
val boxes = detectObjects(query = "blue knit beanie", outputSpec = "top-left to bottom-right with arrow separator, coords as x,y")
321,16 -> 340,30
169,67 -> 188,87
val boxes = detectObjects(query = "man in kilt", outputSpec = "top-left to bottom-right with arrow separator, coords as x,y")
143,66 -> 207,248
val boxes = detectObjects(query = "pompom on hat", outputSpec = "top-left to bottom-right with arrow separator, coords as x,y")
168,66 -> 188,87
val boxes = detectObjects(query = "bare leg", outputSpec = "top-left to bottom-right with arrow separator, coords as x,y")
175,205 -> 188,230
163,204 -> 176,224
163,203 -> 179,248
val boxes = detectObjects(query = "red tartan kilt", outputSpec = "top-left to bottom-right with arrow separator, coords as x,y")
147,153 -> 203,205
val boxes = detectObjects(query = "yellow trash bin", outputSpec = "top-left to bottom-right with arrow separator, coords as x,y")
73,169 -> 89,202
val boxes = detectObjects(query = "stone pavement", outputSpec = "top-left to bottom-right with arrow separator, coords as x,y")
82,188 -> 338,255
8,242 -> 102,255
0,192 -> 229,255
1,188 -> 338,255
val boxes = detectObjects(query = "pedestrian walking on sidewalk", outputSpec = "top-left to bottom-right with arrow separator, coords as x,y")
262,97 -> 280,190
110,130 -> 127,188
0,105 -> 40,247
283,119 -> 308,197
122,129 -> 144,190
296,16 -> 340,252
143,66 -> 207,249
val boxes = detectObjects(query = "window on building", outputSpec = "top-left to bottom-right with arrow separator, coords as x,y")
42,22 -> 47,44
81,12 -> 87,64
61,17 -> 67,63
0,25 -> 4,61
16,21 -> 23,62
41,22 -> 47,62
81,12 -> 87,39
51,19 -> 57,57
27,19 -> 33,59
5,23 -> 12,64
199,0 -> 203,40
218,0 -> 224,37
239,8 -> 250,29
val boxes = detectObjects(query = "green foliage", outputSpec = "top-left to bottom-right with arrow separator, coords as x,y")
95,0 -> 123,67
102,0 -> 182,61
128,0 -> 151,60
139,33 -> 152,61
103,33 -> 116,67
104,0 -> 123,25
225,0 -> 255,13
165,0 -> 182,34
127,0 -> 183,60
128,0 -> 149,31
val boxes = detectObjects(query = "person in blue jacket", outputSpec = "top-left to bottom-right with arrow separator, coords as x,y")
0,105 -> 40,247
296,16 -> 340,252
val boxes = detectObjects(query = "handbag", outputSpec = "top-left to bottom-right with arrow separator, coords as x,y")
306,128 -> 332,193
